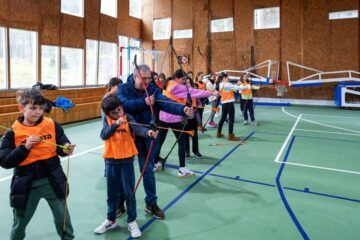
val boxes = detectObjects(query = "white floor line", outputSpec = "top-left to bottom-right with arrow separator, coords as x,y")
274,113 -> 302,163
295,128 -> 360,137
303,113 -> 360,119
282,107 -> 360,134
279,161 -> 360,175
0,145 -> 104,183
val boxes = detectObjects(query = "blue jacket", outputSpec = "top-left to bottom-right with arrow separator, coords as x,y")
117,74 -> 185,125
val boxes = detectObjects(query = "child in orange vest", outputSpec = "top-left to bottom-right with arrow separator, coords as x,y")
239,73 -> 261,126
217,73 -> 251,140
94,95 -> 158,238
0,89 -> 75,240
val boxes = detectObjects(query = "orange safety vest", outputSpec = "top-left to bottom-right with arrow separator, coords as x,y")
103,116 -> 139,159
13,117 -> 57,167
163,80 -> 186,104
220,84 -> 235,102
241,83 -> 252,95
197,81 -> 206,90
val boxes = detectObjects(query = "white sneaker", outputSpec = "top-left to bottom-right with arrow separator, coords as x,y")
243,121 -> 249,125
177,168 -> 195,178
128,220 -> 141,238
94,219 -> 117,234
215,113 -> 220,118
153,162 -> 162,172
251,121 -> 258,126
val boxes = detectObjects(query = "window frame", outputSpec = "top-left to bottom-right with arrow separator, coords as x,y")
153,18 -> 172,40
9,28 -> 38,89
61,0 -> 84,18
129,0 -> 142,19
60,47 -> 84,87
329,10 -> 358,20
41,45 -> 60,86
254,7 -> 280,30
101,0 -> 118,18
210,17 -> 234,33
173,29 -> 193,39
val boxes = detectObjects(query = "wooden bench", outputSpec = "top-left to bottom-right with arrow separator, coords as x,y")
0,87 -> 106,135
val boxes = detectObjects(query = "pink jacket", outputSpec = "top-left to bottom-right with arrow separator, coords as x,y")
160,83 -> 212,123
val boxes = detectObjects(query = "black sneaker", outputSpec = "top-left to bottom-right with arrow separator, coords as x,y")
116,202 -> 126,218
193,152 -> 203,159
145,204 -> 165,219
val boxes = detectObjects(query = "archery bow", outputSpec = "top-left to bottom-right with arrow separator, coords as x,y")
197,46 -> 223,130
132,55 -> 156,195
159,36 -> 193,170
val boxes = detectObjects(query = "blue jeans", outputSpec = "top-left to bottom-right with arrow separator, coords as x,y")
105,161 -> 136,223
135,137 -> 158,206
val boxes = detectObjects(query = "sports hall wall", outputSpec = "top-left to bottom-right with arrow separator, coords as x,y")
0,0 -> 141,57
143,0 -> 360,100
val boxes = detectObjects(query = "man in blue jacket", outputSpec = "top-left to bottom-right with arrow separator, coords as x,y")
117,64 -> 193,219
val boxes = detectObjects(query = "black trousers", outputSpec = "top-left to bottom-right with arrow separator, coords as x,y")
218,102 -> 235,134
243,99 -> 255,121
157,120 -> 187,167
185,118 -> 199,154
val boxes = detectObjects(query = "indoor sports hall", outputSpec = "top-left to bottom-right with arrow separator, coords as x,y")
0,1 -> 359,240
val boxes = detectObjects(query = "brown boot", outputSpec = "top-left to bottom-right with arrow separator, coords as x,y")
216,132 -> 224,138
228,134 -> 240,141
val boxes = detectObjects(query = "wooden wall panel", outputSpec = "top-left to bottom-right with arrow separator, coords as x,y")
173,0 -> 192,30
0,0 -> 142,46
61,14 -> 84,48
85,0 -> 100,40
210,0 -> 233,19
100,15 -> 118,43
193,0 -> 209,74
7,0 -> 40,30
118,0 -> 141,39
142,0 -> 153,49
40,0 -> 61,45
153,0 -> 172,19
234,0 -> 253,70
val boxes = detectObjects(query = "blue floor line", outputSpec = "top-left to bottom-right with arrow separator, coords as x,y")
127,132 -> 255,240
276,136 -> 310,240
88,151 -> 360,204
164,163 -> 360,203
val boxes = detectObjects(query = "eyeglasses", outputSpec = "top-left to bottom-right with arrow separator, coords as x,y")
110,107 -> 122,116
142,77 -> 153,81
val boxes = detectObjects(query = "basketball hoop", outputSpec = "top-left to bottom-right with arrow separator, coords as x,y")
273,80 -> 288,97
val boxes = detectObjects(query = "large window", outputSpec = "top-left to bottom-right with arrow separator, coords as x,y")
210,17 -> 234,33
0,27 -> 6,89
254,7 -> 280,30
98,41 -> 118,84
174,29 -> 193,39
119,36 -> 142,81
61,0 -> 84,18
153,18 -> 171,40
61,47 -> 83,86
329,10 -> 358,20
41,45 -> 60,86
101,0 -> 117,18
130,0 -> 142,19
9,29 -> 38,89
86,40 -> 98,85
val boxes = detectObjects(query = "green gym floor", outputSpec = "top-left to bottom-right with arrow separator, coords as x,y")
1,105 -> 359,240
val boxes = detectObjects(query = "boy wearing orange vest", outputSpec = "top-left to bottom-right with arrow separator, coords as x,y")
94,95 -> 158,238
0,89 -> 75,240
